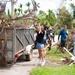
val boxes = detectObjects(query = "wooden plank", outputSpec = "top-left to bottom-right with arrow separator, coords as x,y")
24,33 -> 30,44
15,33 -> 24,47
29,31 -> 34,42
15,48 -> 25,54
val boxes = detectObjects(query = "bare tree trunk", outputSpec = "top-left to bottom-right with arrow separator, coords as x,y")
11,0 -> 14,19
31,0 -> 37,11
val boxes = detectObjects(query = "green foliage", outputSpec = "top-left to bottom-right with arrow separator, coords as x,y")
7,9 -> 10,16
14,2 -> 30,17
73,23 -> 75,28
24,10 -> 27,14
38,9 -> 56,27
14,2 -> 31,16
57,7 -> 73,29
26,2 -> 31,8
14,8 -> 17,14
18,8 -> 21,12
70,3 -> 75,9
0,12 -> 10,20
20,4 -> 22,8
73,11 -> 75,19
7,9 -> 11,18
14,4 -> 23,16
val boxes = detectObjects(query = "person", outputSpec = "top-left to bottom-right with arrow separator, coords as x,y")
47,27 -> 55,42
52,28 -> 55,42
58,26 -> 68,53
46,27 -> 52,50
34,25 -> 46,66
49,27 -> 54,42
46,27 -> 54,46
71,31 -> 75,56
46,27 -> 50,40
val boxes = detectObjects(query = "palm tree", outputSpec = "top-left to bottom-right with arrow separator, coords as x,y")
47,9 -> 56,26
18,8 -> 21,15
26,2 -> 31,12
38,10 -> 56,27
24,10 -> 27,14
14,8 -> 17,14
16,4 -> 23,15
31,0 -> 40,11
19,4 -> 22,14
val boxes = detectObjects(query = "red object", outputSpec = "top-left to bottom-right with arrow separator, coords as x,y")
15,54 -> 19,58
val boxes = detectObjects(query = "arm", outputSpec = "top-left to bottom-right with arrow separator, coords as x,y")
66,30 -> 68,36
58,30 -> 61,40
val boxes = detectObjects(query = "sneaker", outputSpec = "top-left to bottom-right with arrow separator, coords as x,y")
41,60 -> 46,66
53,41 -> 55,42
38,59 -> 42,65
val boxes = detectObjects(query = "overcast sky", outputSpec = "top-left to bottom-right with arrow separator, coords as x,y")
5,0 -> 63,12
5,0 -> 75,14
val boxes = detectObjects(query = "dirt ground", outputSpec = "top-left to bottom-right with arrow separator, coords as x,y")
45,55 -> 62,67
0,49 -> 63,75
0,49 -> 38,75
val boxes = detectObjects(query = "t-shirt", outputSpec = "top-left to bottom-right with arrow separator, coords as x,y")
46,29 -> 53,39
58,29 -> 68,41
36,30 -> 45,43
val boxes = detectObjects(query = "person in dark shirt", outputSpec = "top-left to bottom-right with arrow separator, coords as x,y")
46,27 -> 54,41
34,25 -> 46,66
58,26 -> 68,53
46,27 -> 54,50
36,30 -> 45,44
52,28 -> 55,42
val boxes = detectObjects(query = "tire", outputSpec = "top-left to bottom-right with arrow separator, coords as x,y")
25,49 -> 33,61
17,54 -> 26,61
25,54 -> 31,61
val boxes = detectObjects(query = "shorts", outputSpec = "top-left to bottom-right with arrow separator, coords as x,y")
43,38 -> 47,45
60,40 -> 66,47
36,42 -> 44,49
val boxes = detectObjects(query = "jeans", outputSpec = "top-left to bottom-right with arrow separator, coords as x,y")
36,42 -> 44,49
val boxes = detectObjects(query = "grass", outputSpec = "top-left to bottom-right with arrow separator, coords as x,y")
30,65 -> 75,75
46,47 -> 71,62
30,47 -> 75,75
49,56 -> 61,62
46,47 -> 71,57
